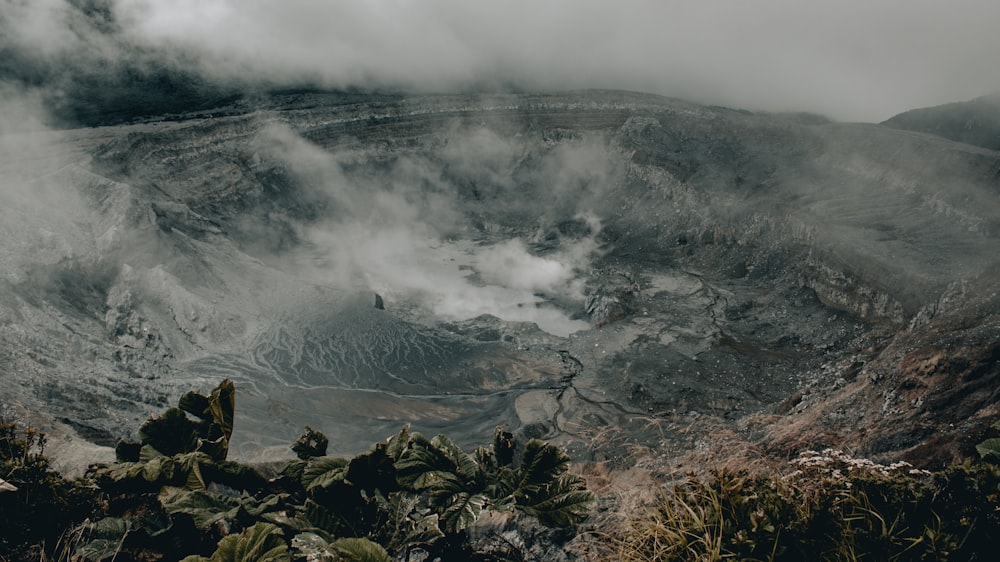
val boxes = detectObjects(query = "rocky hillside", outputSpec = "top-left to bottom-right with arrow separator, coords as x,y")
0,90 -> 997,474
882,93 -> 1000,151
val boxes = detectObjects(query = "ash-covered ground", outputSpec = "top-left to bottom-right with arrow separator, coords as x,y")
1,90 -> 997,471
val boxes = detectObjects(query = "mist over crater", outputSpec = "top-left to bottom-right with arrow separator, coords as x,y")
1,89 -> 997,472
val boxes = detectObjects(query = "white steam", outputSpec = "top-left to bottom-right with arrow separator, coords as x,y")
258,123 -> 609,337
476,239 -> 573,294
0,84 -> 90,281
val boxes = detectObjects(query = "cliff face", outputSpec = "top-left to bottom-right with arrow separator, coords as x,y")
759,268 -> 1000,469
1,90 -> 997,468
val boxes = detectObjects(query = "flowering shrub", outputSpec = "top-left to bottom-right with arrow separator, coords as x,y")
788,448 -> 932,479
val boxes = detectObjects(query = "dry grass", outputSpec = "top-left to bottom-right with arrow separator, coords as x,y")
37,524 -> 89,562
594,448 -> 999,561
613,485 -> 726,562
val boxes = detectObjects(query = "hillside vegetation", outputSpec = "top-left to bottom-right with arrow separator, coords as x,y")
882,93 -> 1000,150
4,380 -> 1000,561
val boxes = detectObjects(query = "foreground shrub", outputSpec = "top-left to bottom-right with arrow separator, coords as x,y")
67,380 -> 594,561
0,420 -> 99,560
612,449 -> 1000,561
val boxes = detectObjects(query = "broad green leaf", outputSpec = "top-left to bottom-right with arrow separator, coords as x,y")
976,437 -> 1000,463
291,534 -> 392,562
328,537 -> 392,562
279,459 -> 308,483
290,532 -> 337,561
185,457 -> 208,490
430,434 -> 481,483
244,493 -> 289,518
439,492 -> 488,533
260,511 -> 316,534
209,522 -> 289,562
159,487 -> 240,530
394,432 -> 490,531
90,461 -> 143,488
520,440 -> 570,484
516,474 -> 594,527
511,439 -> 570,503
395,434 -> 462,489
489,467 -> 519,510
412,469 -> 463,494
209,379 -> 235,445
210,459 -> 268,493
141,456 -> 166,483
302,456 -> 350,491
166,452 -> 215,488
92,451 -> 216,492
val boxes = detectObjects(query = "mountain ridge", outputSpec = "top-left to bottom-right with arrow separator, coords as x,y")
882,92 -> 1000,151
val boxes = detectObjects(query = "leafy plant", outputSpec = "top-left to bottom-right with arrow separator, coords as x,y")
277,424 -> 594,554
181,522 -> 290,562
371,491 -> 445,552
395,432 -> 489,533
975,419 -> 1000,463
12,379 -> 1000,560
127,379 -> 236,462
6,382 -> 594,561
393,427 -> 594,533
292,534 -> 391,562
495,438 -> 594,527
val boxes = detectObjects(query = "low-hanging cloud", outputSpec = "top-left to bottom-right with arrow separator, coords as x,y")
99,0 -> 1000,122
5,1 -> 1000,122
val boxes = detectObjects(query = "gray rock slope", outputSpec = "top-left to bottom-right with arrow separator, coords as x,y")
1,90 -> 997,466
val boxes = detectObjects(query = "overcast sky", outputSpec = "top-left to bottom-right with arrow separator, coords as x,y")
7,0 -> 1000,122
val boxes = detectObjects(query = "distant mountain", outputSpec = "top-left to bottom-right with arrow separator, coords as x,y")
882,93 -> 1000,151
